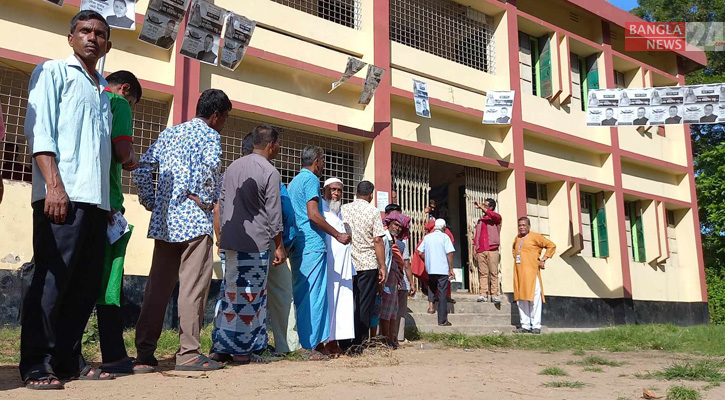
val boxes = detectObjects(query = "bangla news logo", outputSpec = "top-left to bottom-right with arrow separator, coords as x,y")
625,22 -> 725,52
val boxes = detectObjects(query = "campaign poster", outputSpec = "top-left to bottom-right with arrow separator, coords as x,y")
719,84 -> 725,123
683,84 -> 719,124
585,89 -> 620,126
139,0 -> 191,49
81,0 -> 136,30
413,79 -> 431,118
649,86 -> 684,125
617,88 -> 651,126
220,13 -> 256,71
329,57 -> 367,93
179,0 -> 225,66
358,65 -> 385,106
482,90 -> 514,124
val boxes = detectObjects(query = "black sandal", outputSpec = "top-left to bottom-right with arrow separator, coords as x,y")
78,365 -> 115,380
102,357 -> 155,375
24,372 -> 64,390
175,354 -> 222,371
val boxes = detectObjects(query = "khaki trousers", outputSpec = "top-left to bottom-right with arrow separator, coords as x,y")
135,235 -> 214,364
267,258 -> 302,353
476,250 -> 500,297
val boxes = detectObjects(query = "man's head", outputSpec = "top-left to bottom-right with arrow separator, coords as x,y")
241,133 -> 253,156
69,10 -> 111,64
195,89 -> 231,133
251,125 -> 281,160
434,218 -> 446,232
323,178 -> 343,213
390,190 -> 398,204
105,70 -> 142,106
355,180 -> 375,203
669,106 -> 678,117
113,0 -> 128,18
518,216 -> 531,236
484,198 -> 496,211
500,107 -> 508,115
605,108 -> 614,119
384,203 -> 402,215
637,107 -> 646,118
301,145 -> 325,176
388,219 -> 402,238
204,34 -> 213,51
164,20 -> 176,36
704,104 -> 714,116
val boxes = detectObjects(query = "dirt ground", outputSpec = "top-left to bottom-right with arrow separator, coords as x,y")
1,342 -> 723,399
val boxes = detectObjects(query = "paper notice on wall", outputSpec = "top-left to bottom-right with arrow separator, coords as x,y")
585,89 -> 621,126
139,0 -> 191,49
376,191 -> 389,212
683,84 -> 720,124
220,13 -> 255,71
617,88 -> 651,126
179,0 -> 226,66
81,0 -> 136,30
329,57 -> 367,93
358,65 -> 385,105
482,90 -> 515,124
45,0 -> 64,6
649,86 -> 684,125
718,84 -> 725,123
413,79 -> 431,118
107,212 -> 131,244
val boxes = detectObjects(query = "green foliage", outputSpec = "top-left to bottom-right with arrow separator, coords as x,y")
666,385 -> 701,400
539,366 -> 568,376
636,359 -> 725,382
584,366 -> 604,372
567,356 -> 625,367
542,381 -> 585,388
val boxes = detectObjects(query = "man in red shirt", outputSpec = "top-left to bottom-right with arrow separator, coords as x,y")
473,198 -> 502,303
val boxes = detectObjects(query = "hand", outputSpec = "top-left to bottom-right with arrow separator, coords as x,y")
122,160 -> 139,172
409,287 -> 417,297
378,266 -> 387,285
273,247 -> 287,266
473,200 -> 483,211
448,269 -> 455,280
44,185 -> 70,224
217,246 -> 221,257
108,206 -> 117,225
539,259 -> 546,270
187,194 -> 212,212
335,232 -> 351,245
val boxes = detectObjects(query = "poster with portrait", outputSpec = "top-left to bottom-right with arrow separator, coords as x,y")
329,57 -> 367,93
81,0 -> 136,30
719,84 -> 725,123
683,84 -> 719,124
585,89 -> 621,126
482,90 -> 514,124
179,0 -> 226,66
649,86 -> 684,125
220,13 -> 256,71
358,65 -> 385,106
139,0 -> 191,49
617,88 -> 651,126
413,79 -> 431,118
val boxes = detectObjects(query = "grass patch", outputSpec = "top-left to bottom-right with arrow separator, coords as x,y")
567,356 -> 626,367
583,366 -> 604,373
539,367 -> 567,376
636,359 -> 725,382
542,381 -> 585,388
572,349 -> 585,356
667,386 -> 701,400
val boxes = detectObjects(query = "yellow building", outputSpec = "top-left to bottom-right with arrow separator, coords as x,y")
0,0 -> 708,327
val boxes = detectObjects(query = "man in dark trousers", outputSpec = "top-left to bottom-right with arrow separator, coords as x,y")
417,219 -> 456,326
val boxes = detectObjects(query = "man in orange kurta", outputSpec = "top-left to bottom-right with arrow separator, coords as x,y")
512,217 -> 556,334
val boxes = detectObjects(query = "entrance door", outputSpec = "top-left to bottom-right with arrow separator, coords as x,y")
391,152 -> 430,252
464,167 -> 498,294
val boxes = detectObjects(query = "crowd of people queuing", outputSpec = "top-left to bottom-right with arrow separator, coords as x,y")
12,10 -> 557,390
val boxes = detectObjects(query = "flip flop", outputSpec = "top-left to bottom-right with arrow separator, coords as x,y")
77,365 -> 115,381
175,354 -> 222,371
24,372 -> 64,390
102,358 -> 155,375
303,350 -> 330,361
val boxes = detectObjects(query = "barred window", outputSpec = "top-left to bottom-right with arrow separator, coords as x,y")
223,116 -> 364,204
122,98 -> 171,194
0,66 -> 32,183
390,0 -> 495,73
271,0 -> 361,30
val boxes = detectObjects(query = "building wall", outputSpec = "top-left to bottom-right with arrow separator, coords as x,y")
0,0 -> 708,319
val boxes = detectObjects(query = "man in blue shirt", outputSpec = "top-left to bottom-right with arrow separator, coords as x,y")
418,219 -> 456,327
132,89 -> 230,372
20,11 -> 114,389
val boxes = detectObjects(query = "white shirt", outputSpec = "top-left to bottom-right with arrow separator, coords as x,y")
417,230 -> 455,276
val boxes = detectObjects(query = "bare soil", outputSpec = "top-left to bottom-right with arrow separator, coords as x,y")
1,342 -> 723,399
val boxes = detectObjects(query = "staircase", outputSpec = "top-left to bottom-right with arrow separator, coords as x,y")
404,291 -> 516,335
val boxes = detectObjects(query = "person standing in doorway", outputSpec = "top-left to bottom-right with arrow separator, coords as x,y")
417,219 -> 455,327
512,217 -> 556,334
473,198 -> 502,304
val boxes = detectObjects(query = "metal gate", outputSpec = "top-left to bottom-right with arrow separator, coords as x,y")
464,167 -> 498,294
391,152 -> 430,256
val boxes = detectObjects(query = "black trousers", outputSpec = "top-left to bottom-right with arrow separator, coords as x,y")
20,201 -> 106,379
97,297 -> 128,364
352,269 -> 379,345
428,275 -> 449,324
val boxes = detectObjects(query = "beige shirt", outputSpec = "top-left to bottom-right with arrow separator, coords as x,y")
341,198 -> 385,272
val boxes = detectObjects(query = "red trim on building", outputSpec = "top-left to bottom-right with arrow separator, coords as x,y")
390,87 -> 484,119
619,150 -> 689,174
506,5 -> 528,220
621,188 -> 691,208
391,137 -> 512,170
522,122 -> 610,153
372,0 -> 393,198
245,47 -> 366,87
524,166 -> 616,192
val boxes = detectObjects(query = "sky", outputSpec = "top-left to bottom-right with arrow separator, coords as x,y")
608,0 -> 639,12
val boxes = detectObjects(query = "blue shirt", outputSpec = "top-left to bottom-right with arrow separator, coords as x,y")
24,55 -> 112,210
133,118 -> 221,242
280,183 -> 298,249
417,230 -> 455,275
287,168 -> 325,254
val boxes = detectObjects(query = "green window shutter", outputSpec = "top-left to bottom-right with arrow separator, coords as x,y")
589,194 -> 600,257
630,202 -> 646,262
585,54 -> 599,90
537,34 -> 553,98
595,193 -> 609,257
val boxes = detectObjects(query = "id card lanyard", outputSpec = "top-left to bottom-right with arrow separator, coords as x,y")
515,234 -> 529,264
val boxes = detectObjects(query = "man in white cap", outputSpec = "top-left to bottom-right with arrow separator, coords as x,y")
417,219 -> 455,326
321,178 -> 354,355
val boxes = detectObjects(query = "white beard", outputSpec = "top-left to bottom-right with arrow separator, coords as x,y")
329,200 -> 342,214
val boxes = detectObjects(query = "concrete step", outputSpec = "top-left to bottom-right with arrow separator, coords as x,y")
406,299 -> 511,314
412,292 -> 510,305
406,324 -> 516,335
405,312 -> 512,327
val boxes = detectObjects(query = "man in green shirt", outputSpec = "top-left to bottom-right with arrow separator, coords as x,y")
96,70 -> 154,374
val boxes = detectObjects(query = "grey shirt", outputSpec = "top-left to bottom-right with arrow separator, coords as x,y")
219,153 -> 283,253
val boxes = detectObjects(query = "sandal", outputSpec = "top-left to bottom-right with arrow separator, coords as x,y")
78,365 -> 115,380
102,357 -> 155,375
24,372 -> 64,390
175,354 -> 222,371
302,350 -> 330,361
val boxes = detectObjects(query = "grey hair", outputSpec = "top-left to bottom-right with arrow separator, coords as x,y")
301,145 -> 324,167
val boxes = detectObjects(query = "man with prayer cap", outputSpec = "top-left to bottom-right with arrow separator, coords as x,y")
321,177 -> 354,356
417,219 -> 455,326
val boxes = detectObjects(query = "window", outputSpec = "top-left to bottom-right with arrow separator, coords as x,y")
122,98 -> 171,194
390,0 -> 495,73
271,0 -> 361,29
519,33 -> 539,96
580,192 -> 609,258
666,210 -> 679,268
526,181 -> 549,237
0,66 -> 32,183
615,70 -> 626,89
625,201 -> 646,262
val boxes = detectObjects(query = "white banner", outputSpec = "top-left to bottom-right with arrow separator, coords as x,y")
139,0 -> 191,50
683,84 -> 719,124
482,90 -> 514,124
649,86 -> 684,125
81,0 -> 136,30
413,79 -> 431,118
179,0 -> 226,66
586,89 -> 620,126
220,13 -> 256,71
617,88 -> 651,126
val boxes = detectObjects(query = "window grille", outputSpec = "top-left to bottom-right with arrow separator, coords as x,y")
390,0 -> 495,73
122,98 -> 171,194
0,66 -> 32,183
271,0 -> 361,29
223,115 -> 364,204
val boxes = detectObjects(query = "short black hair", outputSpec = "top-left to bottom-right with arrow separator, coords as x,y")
70,10 -> 111,39
195,89 -> 231,119
206,34 -> 213,40
356,180 -> 375,196
167,20 -> 176,26
518,216 -> 531,225
669,105 -> 678,110
384,204 -> 402,214
252,125 -> 280,149
485,198 -> 496,210
705,104 -> 714,109
301,145 -> 324,167
106,70 -> 143,102
606,108 -> 614,112
114,0 -> 128,6
637,107 -> 646,112
242,133 -> 253,156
